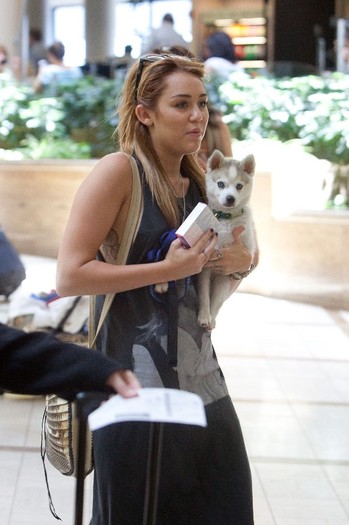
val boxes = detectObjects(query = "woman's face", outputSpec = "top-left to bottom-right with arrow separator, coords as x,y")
146,71 -> 209,157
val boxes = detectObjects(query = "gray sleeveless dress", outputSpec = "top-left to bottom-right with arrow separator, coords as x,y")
90,164 -> 254,525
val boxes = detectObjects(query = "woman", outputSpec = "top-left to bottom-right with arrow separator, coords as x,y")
203,31 -> 244,79
57,54 -> 254,524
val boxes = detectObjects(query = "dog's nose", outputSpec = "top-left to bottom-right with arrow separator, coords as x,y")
225,195 -> 235,206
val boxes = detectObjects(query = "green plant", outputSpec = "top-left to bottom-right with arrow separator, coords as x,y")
207,73 -> 349,208
0,83 -> 60,149
55,75 -> 121,157
0,76 -> 121,159
212,73 -> 349,167
17,135 -> 91,159
1,71 -> 349,208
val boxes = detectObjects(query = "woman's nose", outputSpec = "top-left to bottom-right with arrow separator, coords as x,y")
190,107 -> 203,121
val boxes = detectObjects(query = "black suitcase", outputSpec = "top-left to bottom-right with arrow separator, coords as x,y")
74,392 -> 163,525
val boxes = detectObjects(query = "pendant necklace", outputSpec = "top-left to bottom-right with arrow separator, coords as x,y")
179,175 -> 186,222
172,173 -> 186,222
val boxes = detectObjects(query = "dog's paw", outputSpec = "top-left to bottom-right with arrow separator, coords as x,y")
197,310 -> 213,330
154,282 -> 169,294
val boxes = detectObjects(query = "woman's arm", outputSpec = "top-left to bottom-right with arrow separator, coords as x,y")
56,152 -> 218,298
204,225 -> 257,293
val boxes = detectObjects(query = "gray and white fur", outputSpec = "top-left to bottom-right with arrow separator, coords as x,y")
198,149 -> 257,330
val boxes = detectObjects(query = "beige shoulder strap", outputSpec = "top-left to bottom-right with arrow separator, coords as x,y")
88,154 -> 142,348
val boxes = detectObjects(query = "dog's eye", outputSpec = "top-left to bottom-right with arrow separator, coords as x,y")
236,183 -> 243,191
217,181 -> 225,189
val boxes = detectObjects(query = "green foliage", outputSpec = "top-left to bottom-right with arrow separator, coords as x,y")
54,76 -> 121,157
210,73 -> 349,167
0,76 -> 121,159
1,72 -> 349,174
16,135 -> 91,160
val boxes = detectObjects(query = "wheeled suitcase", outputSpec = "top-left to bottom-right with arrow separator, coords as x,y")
74,392 -> 164,525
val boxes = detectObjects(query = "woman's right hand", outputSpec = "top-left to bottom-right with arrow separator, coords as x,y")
163,228 -> 218,280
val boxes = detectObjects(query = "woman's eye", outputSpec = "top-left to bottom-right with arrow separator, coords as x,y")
217,181 -> 225,189
200,100 -> 208,108
236,183 -> 243,191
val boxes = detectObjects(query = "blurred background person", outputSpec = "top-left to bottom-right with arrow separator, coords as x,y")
203,31 -> 244,79
29,28 -> 47,76
0,45 -> 14,81
197,106 -> 233,171
113,44 -> 135,80
34,41 -> 82,93
141,13 -> 189,55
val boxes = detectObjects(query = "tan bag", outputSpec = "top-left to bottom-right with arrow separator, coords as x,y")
42,155 -> 142,478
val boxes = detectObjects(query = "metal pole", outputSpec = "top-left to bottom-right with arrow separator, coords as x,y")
143,422 -> 164,525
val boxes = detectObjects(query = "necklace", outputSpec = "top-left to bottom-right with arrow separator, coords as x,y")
171,174 -> 186,222
180,175 -> 186,222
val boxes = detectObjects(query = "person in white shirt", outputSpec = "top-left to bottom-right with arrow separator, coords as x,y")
203,31 -> 244,80
34,41 -> 82,93
141,13 -> 189,55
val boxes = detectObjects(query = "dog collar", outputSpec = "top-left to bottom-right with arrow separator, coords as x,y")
213,209 -> 244,220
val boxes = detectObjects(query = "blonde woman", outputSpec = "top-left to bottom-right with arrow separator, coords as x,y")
57,54 -> 254,525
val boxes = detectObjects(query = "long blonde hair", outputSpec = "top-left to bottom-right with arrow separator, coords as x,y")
115,54 -> 207,227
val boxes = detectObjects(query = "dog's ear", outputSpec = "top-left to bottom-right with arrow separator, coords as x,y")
207,149 -> 225,171
240,154 -> 255,176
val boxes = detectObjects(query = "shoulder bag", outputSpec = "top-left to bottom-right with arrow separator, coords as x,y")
41,154 -> 143,481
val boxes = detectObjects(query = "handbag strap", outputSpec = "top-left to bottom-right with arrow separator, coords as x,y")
88,154 -> 142,348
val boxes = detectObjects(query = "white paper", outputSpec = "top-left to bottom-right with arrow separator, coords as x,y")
88,388 -> 207,431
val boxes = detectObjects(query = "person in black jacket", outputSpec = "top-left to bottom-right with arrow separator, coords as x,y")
0,323 -> 140,400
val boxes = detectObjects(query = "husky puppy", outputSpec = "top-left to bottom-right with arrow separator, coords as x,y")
198,149 -> 257,330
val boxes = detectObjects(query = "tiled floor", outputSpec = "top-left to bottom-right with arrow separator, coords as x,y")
1,257 -> 349,524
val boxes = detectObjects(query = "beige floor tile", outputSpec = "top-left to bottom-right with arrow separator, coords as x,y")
2,256 -> 349,524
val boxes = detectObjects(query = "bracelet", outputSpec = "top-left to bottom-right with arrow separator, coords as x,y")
230,263 -> 256,281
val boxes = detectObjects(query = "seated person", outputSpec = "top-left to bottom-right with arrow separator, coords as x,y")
34,41 -> 82,92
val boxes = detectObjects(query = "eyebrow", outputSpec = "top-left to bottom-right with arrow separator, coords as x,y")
170,93 -> 208,99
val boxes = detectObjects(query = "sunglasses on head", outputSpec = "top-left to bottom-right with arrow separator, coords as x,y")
134,54 -> 167,101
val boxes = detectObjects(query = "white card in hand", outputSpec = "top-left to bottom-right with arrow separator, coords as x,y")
88,388 -> 207,430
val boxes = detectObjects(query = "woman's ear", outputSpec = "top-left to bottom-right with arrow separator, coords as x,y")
135,104 -> 153,126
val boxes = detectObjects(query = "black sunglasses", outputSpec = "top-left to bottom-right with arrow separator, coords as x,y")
134,54 -> 167,102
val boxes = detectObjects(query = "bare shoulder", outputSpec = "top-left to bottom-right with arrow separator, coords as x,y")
81,152 -> 133,199
89,151 -> 133,182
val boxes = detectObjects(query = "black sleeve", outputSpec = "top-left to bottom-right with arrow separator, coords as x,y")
0,323 -> 120,400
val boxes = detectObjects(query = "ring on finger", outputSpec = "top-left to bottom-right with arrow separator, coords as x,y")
216,249 -> 223,260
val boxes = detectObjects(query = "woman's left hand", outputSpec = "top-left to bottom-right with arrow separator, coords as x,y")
204,225 -> 254,275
